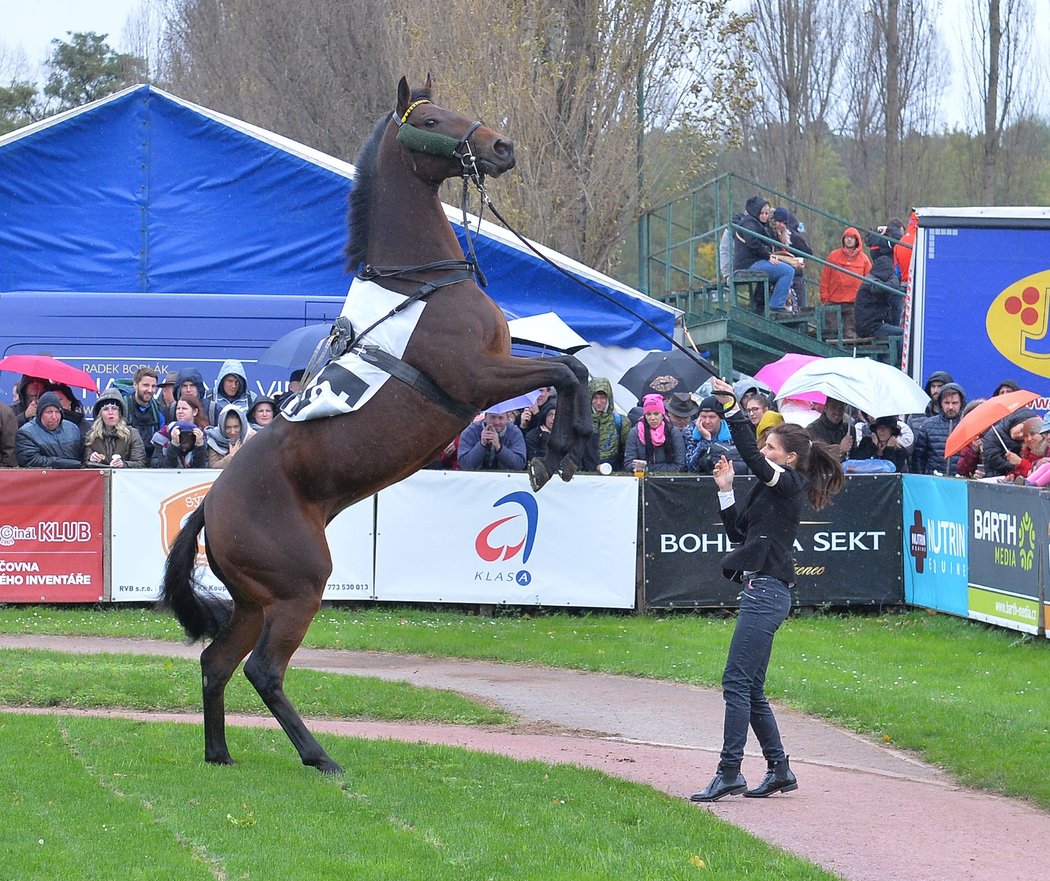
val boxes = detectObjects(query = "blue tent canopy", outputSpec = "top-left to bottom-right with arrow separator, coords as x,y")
0,85 -> 677,352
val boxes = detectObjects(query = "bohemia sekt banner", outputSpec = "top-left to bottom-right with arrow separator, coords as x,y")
643,475 -> 903,609
0,470 -> 105,602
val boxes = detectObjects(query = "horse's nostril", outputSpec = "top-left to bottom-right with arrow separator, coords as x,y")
495,139 -> 514,160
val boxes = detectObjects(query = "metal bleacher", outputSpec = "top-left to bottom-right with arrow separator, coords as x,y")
639,173 -> 902,378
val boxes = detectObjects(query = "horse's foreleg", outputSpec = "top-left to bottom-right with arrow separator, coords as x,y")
243,597 -> 343,774
542,355 -> 592,482
200,603 -> 263,765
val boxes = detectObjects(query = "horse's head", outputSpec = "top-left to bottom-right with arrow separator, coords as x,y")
392,75 -> 515,181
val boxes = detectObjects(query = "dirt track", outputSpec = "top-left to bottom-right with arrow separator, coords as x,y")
3,634 -> 1047,881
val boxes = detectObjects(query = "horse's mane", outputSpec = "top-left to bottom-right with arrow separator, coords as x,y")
345,84 -> 433,272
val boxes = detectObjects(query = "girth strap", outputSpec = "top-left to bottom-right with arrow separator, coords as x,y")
359,346 -> 479,422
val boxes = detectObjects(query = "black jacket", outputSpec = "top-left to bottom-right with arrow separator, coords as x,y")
718,410 -> 807,584
855,252 -> 904,336
733,196 -> 775,269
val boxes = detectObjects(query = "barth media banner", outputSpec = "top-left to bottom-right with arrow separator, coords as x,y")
0,470 -> 105,603
373,470 -> 639,607
902,475 -> 969,616
967,481 -> 1044,634
643,475 -> 903,609
110,470 -> 375,602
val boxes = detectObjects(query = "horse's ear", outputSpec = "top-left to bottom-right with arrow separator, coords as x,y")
396,77 -> 411,115
424,72 -> 433,96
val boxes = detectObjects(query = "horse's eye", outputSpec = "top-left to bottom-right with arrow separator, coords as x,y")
423,118 -> 437,128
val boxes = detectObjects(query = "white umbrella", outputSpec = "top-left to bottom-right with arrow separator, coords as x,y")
507,312 -> 590,354
775,357 -> 929,418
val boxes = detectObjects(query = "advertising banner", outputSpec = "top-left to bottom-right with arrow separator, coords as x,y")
0,470 -> 105,603
643,476 -> 903,609
967,481 -> 1043,634
373,471 -> 638,607
902,475 -> 969,616
110,470 -> 374,602
914,222 -> 1050,402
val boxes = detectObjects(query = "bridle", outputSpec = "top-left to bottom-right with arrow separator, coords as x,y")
392,99 -> 483,179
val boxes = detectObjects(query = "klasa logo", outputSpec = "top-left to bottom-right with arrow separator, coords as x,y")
473,491 -> 539,585
986,270 -> 1050,375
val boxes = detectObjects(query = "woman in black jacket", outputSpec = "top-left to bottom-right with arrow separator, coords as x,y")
691,377 -> 843,803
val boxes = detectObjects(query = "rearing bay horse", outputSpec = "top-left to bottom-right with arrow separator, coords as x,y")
161,77 -> 592,773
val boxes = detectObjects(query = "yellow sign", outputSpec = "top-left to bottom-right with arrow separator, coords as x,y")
986,270 -> 1050,375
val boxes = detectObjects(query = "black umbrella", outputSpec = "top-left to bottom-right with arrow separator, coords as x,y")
256,324 -> 332,369
618,349 -> 716,402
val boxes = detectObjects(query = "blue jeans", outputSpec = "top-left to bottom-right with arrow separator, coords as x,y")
719,574 -> 791,769
747,260 -> 795,309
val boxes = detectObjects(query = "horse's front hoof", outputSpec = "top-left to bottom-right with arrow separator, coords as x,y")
558,456 -> 577,482
528,458 -> 551,492
205,753 -> 235,766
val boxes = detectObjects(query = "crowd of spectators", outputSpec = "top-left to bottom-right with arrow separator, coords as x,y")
4,360 -> 293,471
2,346 -> 1040,490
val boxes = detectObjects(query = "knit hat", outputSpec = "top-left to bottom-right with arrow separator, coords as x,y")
642,393 -> 666,415
756,410 -> 785,438
697,395 -> 723,415
92,389 -> 127,419
772,206 -> 790,223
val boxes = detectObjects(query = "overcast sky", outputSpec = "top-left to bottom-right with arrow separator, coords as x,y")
3,0 -> 1048,130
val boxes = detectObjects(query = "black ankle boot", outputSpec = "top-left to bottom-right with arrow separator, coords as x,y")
744,756 -> 798,797
690,766 -> 747,802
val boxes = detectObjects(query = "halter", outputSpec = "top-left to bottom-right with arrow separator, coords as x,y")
392,99 -> 483,176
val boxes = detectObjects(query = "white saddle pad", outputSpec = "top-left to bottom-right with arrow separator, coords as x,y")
281,277 -> 426,422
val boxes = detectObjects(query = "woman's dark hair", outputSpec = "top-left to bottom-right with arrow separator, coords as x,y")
176,392 -> 209,429
769,422 -> 844,510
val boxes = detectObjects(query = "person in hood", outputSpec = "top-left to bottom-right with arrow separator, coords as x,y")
855,232 -> 905,338
248,396 -> 277,431
83,389 -> 146,467
907,369 -> 954,435
911,382 -> 967,475
771,207 -> 814,307
15,390 -> 84,468
581,377 -> 631,472
167,368 -> 209,422
819,226 -> 871,339
205,403 -> 254,468
13,375 -> 47,426
206,359 -> 257,424
733,195 -> 796,314
524,398 -> 557,461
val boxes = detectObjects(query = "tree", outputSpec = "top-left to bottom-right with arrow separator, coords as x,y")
159,0 -> 402,162
44,31 -> 147,110
387,0 -> 754,269
962,0 -> 1036,202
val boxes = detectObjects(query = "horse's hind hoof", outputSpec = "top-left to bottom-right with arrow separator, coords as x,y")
558,456 -> 577,482
528,458 -> 551,492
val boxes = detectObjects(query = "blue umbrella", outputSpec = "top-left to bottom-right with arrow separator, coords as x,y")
256,324 -> 332,369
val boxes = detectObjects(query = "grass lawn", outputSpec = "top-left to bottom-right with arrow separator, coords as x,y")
1,711 -> 840,881
1,605 -> 1047,807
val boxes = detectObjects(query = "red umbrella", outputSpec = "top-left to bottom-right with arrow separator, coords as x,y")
0,354 -> 99,393
944,389 -> 1039,458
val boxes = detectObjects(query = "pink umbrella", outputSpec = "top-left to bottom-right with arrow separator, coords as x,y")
754,353 -> 826,405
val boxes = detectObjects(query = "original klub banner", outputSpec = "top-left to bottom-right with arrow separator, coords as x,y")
643,475 -> 904,608
373,470 -> 639,607
110,470 -> 375,602
0,470 -> 105,602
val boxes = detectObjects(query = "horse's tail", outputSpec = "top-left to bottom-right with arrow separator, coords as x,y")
159,505 -> 232,642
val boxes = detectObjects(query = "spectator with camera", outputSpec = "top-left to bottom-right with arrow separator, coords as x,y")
458,409 -> 527,471
150,393 -> 209,468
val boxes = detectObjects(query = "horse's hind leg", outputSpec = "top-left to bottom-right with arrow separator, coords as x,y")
243,595 -> 342,774
200,602 -> 263,765
540,355 -> 592,483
